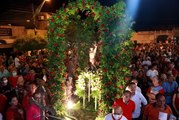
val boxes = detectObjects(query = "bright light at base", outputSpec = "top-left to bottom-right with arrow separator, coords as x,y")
67,100 -> 75,109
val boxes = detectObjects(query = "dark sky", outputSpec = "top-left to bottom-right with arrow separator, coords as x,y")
0,0 -> 179,31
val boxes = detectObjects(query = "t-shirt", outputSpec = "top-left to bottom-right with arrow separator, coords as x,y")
146,69 -> 158,78
148,86 -> 164,95
8,76 -> 18,88
147,86 -> 164,103
112,98 -> 135,120
162,81 -> 178,104
26,104 -> 40,120
6,106 -> 24,120
143,103 -> 172,120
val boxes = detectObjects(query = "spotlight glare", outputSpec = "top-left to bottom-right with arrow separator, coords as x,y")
67,100 -> 74,109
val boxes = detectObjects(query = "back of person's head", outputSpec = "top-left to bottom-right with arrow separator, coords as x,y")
156,93 -> 165,101
127,81 -> 136,87
123,90 -> 131,96
151,64 -> 157,69
128,82 -> 137,92
112,105 -> 123,115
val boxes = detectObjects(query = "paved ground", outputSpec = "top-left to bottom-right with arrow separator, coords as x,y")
69,109 -> 97,120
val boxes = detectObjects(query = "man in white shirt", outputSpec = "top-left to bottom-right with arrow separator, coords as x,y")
146,64 -> 158,79
128,82 -> 148,120
142,57 -> 151,66
105,106 -> 127,120
126,79 -> 141,93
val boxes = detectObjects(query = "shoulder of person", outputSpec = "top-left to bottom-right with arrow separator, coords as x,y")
104,113 -> 112,120
121,115 -> 128,120
165,104 -> 172,111
129,99 -> 135,104
145,103 -> 154,109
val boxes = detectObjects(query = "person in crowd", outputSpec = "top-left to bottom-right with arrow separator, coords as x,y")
146,76 -> 164,103
137,69 -> 148,96
105,106 -> 127,120
146,64 -> 158,80
0,76 -> 16,100
22,82 -> 37,111
6,96 -> 25,120
8,56 -> 14,66
127,82 -> 148,120
142,56 -> 152,66
162,74 -> 178,107
131,70 -> 138,80
26,91 -> 42,120
38,68 -> 49,82
168,62 -> 178,78
0,93 -> 8,120
20,64 -> 30,76
16,75 -> 25,103
14,55 -> 21,69
36,77 -> 52,107
0,65 -> 10,79
24,69 -> 37,82
113,90 -> 135,120
142,93 -> 173,120
8,69 -> 19,88
126,79 -> 142,93
172,86 -> 179,119
160,73 -> 167,85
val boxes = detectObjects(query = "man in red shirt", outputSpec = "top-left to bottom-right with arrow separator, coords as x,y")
113,90 -> 135,120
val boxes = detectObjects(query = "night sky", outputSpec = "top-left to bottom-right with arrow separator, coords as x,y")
0,0 -> 179,31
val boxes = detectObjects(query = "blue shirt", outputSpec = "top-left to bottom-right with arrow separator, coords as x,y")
162,81 -> 178,104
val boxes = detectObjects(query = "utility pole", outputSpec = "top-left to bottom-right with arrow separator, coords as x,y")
32,0 -> 50,35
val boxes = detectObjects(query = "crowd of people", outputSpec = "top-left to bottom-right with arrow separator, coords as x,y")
0,42 -> 178,120
105,42 -> 179,120
0,50 -> 53,120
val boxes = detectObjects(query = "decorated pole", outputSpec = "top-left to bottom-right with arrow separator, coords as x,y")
83,96 -> 86,109
88,73 -> 91,102
95,96 -> 97,110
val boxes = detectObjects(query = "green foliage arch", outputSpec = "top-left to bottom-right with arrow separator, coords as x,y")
47,0 -> 103,115
47,0 -> 133,118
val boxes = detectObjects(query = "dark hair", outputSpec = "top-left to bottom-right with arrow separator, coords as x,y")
128,82 -> 136,86
123,90 -> 131,96
1,76 -> 8,81
32,90 -> 41,98
156,93 -> 164,100
8,95 -> 18,104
